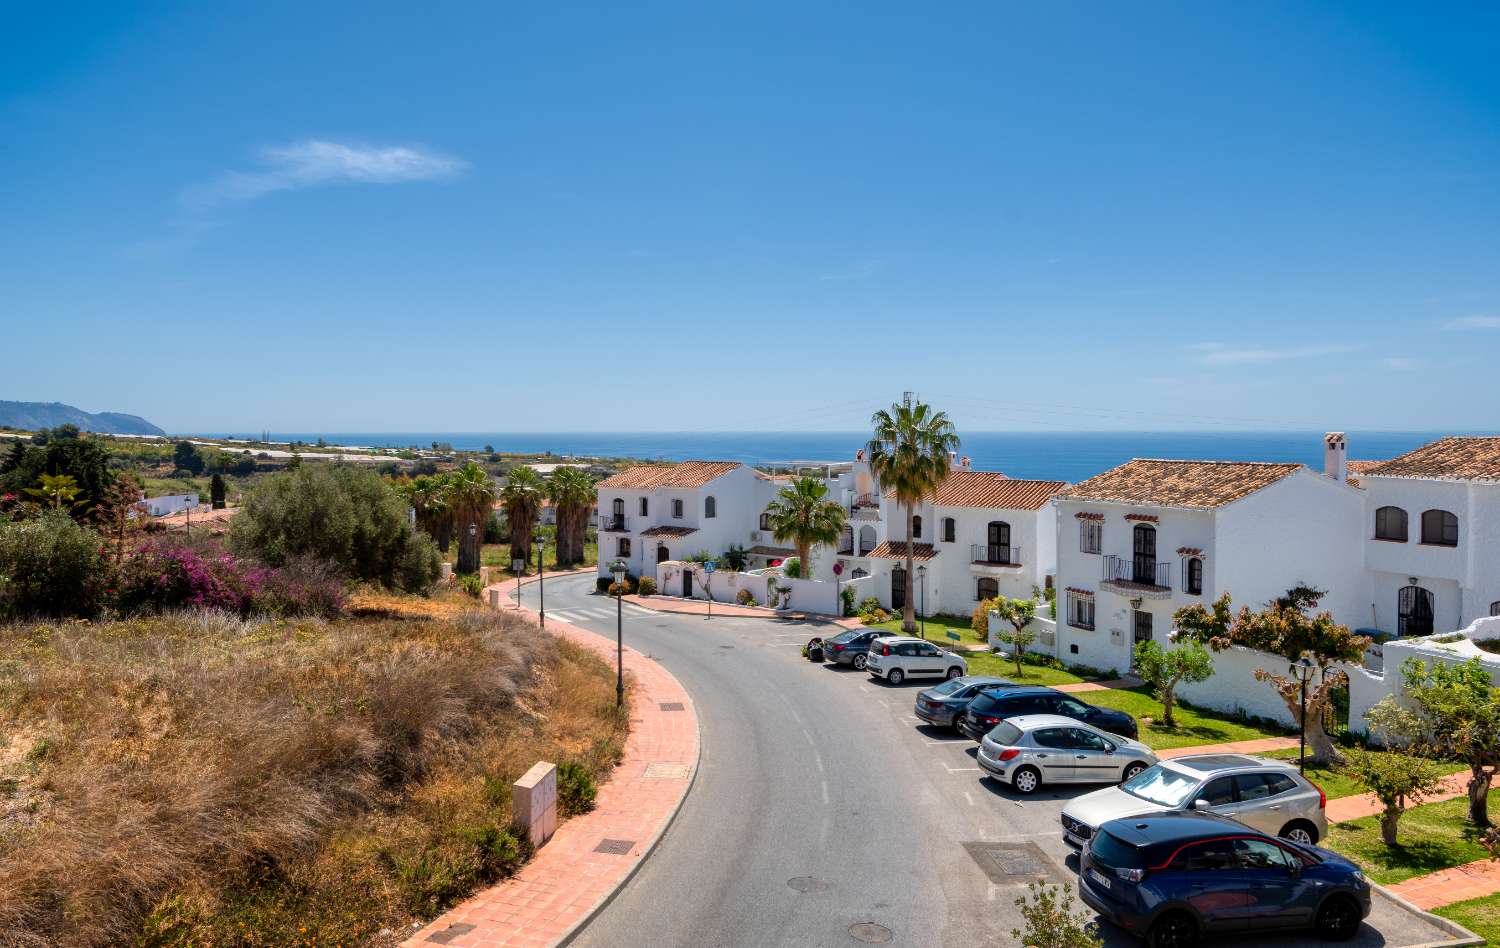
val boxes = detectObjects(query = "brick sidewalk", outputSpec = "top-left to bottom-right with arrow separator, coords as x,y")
1157,736 -> 1302,759
403,575 -> 699,948
1326,771 -> 1471,823
1387,857 -> 1500,910
1055,677 -> 1141,693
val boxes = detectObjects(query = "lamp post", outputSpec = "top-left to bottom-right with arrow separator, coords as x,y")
917,564 -> 927,640
534,531 -> 546,628
610,558 -> 627,708
466,521 -> 476,574
1290,656 -> 1316,774
512,557 -> 525,609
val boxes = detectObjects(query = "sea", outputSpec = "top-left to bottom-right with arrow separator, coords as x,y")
196,431 -> 1487,484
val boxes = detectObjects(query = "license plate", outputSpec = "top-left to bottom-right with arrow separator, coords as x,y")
1088,868 -> 1112,890
1066,831 -> 1086,847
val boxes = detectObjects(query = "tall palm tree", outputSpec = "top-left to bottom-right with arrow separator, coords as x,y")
547,466 -> 595,568
399,474 -> 453,552
867,393 -> 960,633
500,466 -> 545,571
448,462 -> 497,574
763,477 -> 847,584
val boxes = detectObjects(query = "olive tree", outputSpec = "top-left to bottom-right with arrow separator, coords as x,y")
991,597 -> 1037,677
1343,698 -> 1446,844
1401,656 -> 1500,827
1132,638 -> 1214,729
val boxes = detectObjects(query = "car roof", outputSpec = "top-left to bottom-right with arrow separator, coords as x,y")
1097,811 -> 1249,847
871,635 -> 925,644
959,676 -> 1015,686
997,714 -> 1082,731
1167,754 -> 1297,775
977,684 -> 1059,696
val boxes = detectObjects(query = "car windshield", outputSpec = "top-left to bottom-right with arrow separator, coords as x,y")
930,678 -> 968,696
987,721 -> 1023,746
1119,765 -> 1200,807
1090,830 -> 1147,870
827,630 -> 859,644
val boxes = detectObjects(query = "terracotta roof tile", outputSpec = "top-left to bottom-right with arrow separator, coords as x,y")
640,525 -> 699,538
745,545 -> 796,557
1361,437 -> 1500,481
866,540 -> 938,561
597,460 -> 742,490
884,471 -> 1067,510
1057,459 -> 1302,509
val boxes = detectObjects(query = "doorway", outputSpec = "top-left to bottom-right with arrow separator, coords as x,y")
891,566 -> 907,610
682,569 -> 694,598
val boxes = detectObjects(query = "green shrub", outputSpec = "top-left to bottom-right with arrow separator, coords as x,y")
0,510 -> 110,618
736,588 -> 759,607
557,761 -> 598,817
607,577 -> 635,597
457,572 -> 484,598
636,576 -> 657,595
841,585 -> 856,617
782,557 -> 801,579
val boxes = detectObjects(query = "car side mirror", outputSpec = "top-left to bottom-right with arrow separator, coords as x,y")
1103,743 -> 1116,753
1192,799 -> 1212,811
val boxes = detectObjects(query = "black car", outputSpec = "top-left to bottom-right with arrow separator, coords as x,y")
955,685 -> 1138,741
1079,811 -> 1370,947
821,628 -> 885,670
913,675 -> 1016,728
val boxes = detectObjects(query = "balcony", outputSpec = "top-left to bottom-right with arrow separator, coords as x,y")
601,514 -> 632,533
1101,555 -> 1172,598
971,544 -> 1021,567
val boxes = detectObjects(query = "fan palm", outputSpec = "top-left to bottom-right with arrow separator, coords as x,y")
547,466 -> 595,568
867,394 -> 960,633
500,466 -> 545,570
398,474 -> 453,552
448,462 -> 497,574
762,477 -> 847,585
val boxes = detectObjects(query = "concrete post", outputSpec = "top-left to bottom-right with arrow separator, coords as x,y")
439,562 -> 453,582
513,761 -> 558,849
488,587 -> 501,609
479,566 -> 491,586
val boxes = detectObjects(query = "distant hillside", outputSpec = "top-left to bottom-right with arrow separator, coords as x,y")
0,400 -> 165,436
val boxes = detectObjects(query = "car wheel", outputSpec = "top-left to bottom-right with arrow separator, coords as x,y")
1121,762 -> 1147,783
1281,820 -> 1319,846
1146,910 -> 1197,948
852,654 -> 867,670
887,668 -> 905,686
1011,766 -> 1041,795
1315,894 -> 1361,941
945,666 -> 963,680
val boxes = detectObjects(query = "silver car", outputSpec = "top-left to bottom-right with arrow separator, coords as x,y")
1060,753 -> 1329,848
975,714 -> 1157,795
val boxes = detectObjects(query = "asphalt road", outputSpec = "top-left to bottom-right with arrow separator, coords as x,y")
535,574 -> 1462,948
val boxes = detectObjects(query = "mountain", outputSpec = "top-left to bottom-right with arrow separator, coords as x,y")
0,400 -> 166,436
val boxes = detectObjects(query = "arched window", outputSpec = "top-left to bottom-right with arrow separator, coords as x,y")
1398,585 -> 1434,637
986,521 -> 1011,564
1374,506 -> 1407,542
851,567 -> 869,579
1421,509 -> 1458,546
976,577 -> 999,601
1490,601 -> 1500,617
911,515 -> 923,539
1185,557 -> 1204,595
704,496 -> 716,519
858,525 -> 876,555
617,537 -> 632,557
657,544 -> 670,563
891,566 -> 907,609
942,517 -> 956,542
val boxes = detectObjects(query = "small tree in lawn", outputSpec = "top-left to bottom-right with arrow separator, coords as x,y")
1342,697 -> 1446,845
1132,638 -> 1214,729
1175,586 -> 1368,767
1401,656 -> 1500,827
1011,881 -> 1102,948
992,597 -> 1037,677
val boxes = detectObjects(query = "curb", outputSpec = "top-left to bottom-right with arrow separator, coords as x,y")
1370,883 -> 1485,947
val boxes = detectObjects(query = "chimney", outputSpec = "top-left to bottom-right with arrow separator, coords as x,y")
961,456 -> 972,470
949,450 -> 959,471
1323,432 -> 1347,482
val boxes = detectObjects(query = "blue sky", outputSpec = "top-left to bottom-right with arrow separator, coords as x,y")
3,2 -> 1497,434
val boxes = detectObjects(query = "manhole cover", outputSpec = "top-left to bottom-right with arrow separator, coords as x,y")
426,922 -> 476,944
659,702 -> 685,711
786,876 -> 829,893
962,840 -> 1062,885
594,838 -> 635,855
849,922 -> 893,943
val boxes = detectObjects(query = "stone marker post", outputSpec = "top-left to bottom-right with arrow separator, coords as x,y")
488,588 -> 501,609
439,562 -> 453,582
479,565 -> 491,586
513,761 -> 558,849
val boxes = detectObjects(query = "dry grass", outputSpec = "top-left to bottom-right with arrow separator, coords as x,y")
0,606 -> 628,946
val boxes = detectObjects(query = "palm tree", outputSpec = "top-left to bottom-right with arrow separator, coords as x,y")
547,466 -> 595,568
399,474 -> 453,552
24,473 -> 85,510
763,477 -> 847,585
500,466 -> 545,571
867,393 -> 960,633
448,462 -> 497,574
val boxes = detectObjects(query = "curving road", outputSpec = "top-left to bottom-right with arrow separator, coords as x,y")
534,574 -> 1455,948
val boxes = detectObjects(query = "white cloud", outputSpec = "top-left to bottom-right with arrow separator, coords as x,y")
1445,315 -> 1500,330
1183,342 -> 1358,367
184,139 -> 466,210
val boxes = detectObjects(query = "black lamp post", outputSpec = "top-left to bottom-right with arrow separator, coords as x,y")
512,556 -> 525,609
466,521 -> 476,574
1290,656 -> 1316,774
917,564 -> 927,640
534,531 -> 546,628
610,558 -> 627,707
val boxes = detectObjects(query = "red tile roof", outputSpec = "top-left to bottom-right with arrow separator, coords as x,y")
1361,437 -> 1500,481
1057,460 -> 1302,509
866,540 -> 938,562
885,471 -> 1066,510
597,461 -> 742,490
640,525 -> 699,538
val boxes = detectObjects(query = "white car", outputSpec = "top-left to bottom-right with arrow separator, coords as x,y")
864,636 -> 967,685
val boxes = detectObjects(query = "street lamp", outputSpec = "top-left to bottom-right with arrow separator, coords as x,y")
1290,656 -> 1317,774
534,531 -> 547,628
511,557 -> 525,609
466,521 -> 476,573
610,558 -> 627,708
916,564 -> 927,640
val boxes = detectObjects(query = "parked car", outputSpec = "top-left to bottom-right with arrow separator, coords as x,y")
913,675 -> 1015,728
864,636 -> 967,685
955,685 -> 1138,741
975,714 -> 1156,795
1078,811 -> 1369,946
1060,754 -> 1328,849
821,628 -> 887,670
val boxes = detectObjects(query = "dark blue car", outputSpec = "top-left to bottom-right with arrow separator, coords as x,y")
1078,811 -> 1369,947
955,685 -> 1138,741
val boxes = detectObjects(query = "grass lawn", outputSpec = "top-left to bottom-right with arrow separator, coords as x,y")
1080,686 -> 1294,751
962,651 -> 1092,687
1434,891 -> 1500,945
441,539 -> 598,579
865,613 -> 987,647
1326,791 -> 1499,885
1260,747 -> 1468,801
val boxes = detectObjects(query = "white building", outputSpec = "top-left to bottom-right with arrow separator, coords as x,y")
141,493 -> 199,517
1352,436 -> 1500,636
1052,445 -> 1367,676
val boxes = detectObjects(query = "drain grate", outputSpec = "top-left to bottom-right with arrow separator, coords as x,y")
849,922 -> 893,943
786,876 -> 830,893
426,922 -> 476,944
594,838 -> 635,855
962,840 -> 1063,885
659,702 -> 685,711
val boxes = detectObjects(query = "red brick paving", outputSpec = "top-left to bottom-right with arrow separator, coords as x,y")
403,573 -> 699,948
1156,735 -> 1302,759
1326,771 -> 1471,823
1387,856 -> 1500,910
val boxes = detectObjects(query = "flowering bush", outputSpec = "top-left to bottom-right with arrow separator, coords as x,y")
117,540 -> 269,615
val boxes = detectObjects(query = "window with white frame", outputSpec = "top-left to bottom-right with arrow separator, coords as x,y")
1067,591 -> 1095,630
1080,519 -> 1102,554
